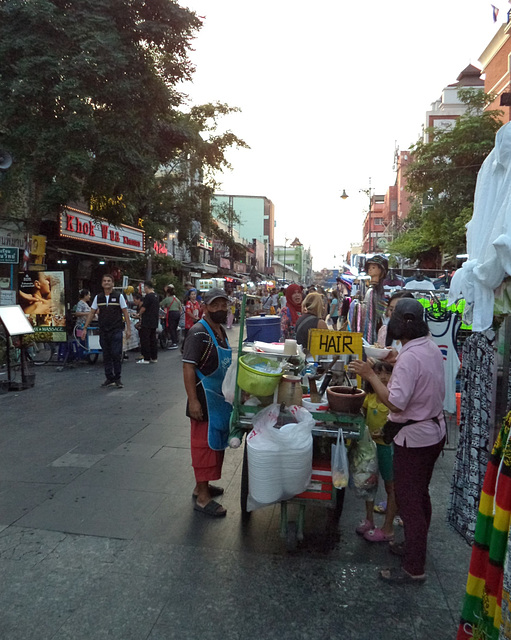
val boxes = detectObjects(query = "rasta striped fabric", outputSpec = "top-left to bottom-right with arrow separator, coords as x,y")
457,411 -> 511,639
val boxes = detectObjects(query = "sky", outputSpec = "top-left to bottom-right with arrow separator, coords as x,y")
179,0 -> 506,271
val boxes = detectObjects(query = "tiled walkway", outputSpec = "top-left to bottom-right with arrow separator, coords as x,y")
0,329 -> 471,639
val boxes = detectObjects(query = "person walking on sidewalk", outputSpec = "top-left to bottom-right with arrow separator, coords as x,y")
182,288 -> 201,351
82,274 -> 131,388
136,281 -> 159,364
161,284 -> 181,349
182,288 -> 232,518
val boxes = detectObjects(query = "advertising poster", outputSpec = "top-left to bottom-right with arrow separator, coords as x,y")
18,271 -> 66,342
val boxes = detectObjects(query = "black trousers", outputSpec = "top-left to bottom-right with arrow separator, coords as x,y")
393,437 -> 445,576
139,327 -> 158,361
166,310 -> 180,345
99,329 -> 123,381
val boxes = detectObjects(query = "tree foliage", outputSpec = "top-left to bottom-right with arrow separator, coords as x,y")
0,0 -> 209,229
138,103 -> 248,248
390,89 -> 503,263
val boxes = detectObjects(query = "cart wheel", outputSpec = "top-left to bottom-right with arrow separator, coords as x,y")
240,440 -> 251,521
87,353 -> 99,364
286,521 -> 298,552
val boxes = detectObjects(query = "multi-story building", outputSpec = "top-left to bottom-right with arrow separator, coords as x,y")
424,64 -> 484,143
361,194 -> 386,253
211,194 -> 275,271
273,238 -> 312,284
480,13 -> 511,122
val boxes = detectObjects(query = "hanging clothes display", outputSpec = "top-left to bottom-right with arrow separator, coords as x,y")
449,331 -> 495,544
362,285 -> 386,345
348,298 -> 365,334
427,310 -> 462,414
449,122 -> 511,332
404,278 -> 436,291
457,411 -> 511,640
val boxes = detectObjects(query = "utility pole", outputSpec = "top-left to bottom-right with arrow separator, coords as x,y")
283,237 -> 289,282
228,196 -> 234,271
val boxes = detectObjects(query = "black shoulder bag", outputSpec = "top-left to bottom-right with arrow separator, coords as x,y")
382,416 -> 440,445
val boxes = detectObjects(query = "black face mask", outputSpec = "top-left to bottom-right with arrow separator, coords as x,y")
209,310 -> 227,325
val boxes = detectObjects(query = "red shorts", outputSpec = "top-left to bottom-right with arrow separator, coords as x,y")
190,419 -> 225,483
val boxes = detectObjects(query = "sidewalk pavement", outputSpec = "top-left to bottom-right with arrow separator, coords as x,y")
0,325 -> 471,639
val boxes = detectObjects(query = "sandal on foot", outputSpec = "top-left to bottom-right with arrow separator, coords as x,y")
192,485 -> 224,500
193,499 -> 226,518
363,527 -> 394,543
379,567 -> 426,584
355,519 -> 375,535
389,541 -> 405,556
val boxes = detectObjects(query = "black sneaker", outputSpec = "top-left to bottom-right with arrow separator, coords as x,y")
114,380 -> 124,388
101,379 -> 115,387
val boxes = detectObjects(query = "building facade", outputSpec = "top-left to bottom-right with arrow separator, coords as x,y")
480,16 -> 511,122
424,64 -> 484,143
361,194 -> 386,253
273,238 -> 312,284
211,194 -> 275,270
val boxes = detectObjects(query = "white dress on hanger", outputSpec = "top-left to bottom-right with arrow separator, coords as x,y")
449,121 -> 511,331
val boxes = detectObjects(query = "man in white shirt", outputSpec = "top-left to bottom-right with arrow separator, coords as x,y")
82,274 -> 131,388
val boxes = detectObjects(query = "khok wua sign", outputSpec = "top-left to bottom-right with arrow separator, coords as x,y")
59,208 -> 145,253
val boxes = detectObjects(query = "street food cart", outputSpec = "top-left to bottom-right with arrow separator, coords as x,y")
229,294 -> 365,550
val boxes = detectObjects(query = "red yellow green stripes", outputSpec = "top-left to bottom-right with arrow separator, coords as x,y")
457,413 -> 511,640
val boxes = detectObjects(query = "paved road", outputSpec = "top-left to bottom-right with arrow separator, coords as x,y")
0,326 -> 471,639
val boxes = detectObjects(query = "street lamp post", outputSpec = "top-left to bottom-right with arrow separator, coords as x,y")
283,237 -> 289,282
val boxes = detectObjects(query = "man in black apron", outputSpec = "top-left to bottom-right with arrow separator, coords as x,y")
183,288 -> 232,517
82,274 -> 131,388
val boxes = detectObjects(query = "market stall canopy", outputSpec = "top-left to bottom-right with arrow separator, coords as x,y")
182,261 -> 217,275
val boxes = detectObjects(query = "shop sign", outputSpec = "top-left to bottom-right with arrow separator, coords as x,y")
307,330 -> 363,358
197,235 -> 213,251
18,271 -> 67,342
220,257 -> 230,269
59,208 -> 145,253
0,247 -> 19,263
0,229 -> 24,249
153,240 -> 168,255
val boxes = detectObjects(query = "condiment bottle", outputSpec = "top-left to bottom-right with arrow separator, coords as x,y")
277,374 -> 303,407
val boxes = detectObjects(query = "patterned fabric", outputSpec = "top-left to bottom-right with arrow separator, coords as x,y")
502,522 -> 511,639
448,332 -> 495,544
362,285 -> 385,345
457,412 -> 511,640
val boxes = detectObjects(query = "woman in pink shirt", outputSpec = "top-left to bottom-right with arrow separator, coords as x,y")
350,297 -> 446,584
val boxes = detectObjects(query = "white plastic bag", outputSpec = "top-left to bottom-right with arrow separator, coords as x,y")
247,404 -> 314,510
348,425 -> 379,500
221,358 -> 238,405
331,428 -> 349,488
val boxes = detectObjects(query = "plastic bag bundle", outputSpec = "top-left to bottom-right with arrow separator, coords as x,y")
247,404 -> 314,510
349,425 -> 379,500
221,358 -> 237,405
331,428 -> 349,488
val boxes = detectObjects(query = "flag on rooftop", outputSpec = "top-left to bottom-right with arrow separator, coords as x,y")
492,4 -> 499,22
